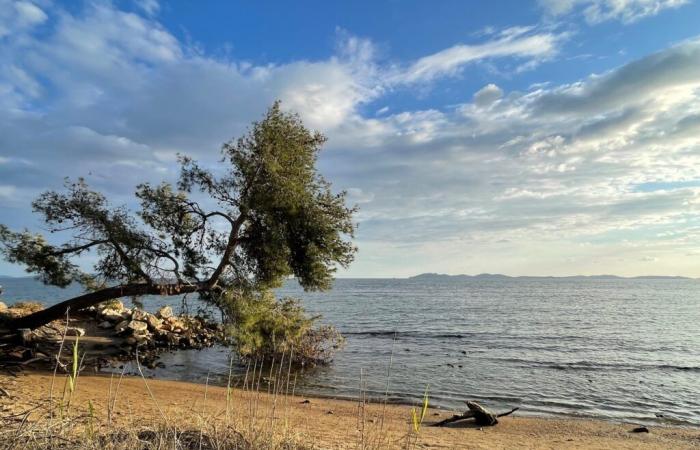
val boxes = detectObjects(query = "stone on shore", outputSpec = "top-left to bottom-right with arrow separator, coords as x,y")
114,320 -> 130,333
98,300 -> 124,312
0,302 -> 7,312
131,309 -> 149,321
146,314 -> 162,330
98,321 -> 113,329
156,306 -> 173,319
127,320 -> 148,333
100,308 -> 125,322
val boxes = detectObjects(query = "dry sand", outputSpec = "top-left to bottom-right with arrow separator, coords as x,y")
1,371 -> 698,449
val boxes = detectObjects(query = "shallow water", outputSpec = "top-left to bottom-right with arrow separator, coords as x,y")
2,276 -> 699,425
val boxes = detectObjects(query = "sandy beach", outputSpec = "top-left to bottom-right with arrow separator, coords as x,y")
1,371 -> 697,449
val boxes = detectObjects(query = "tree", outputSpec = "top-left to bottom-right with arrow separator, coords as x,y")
0,102 -> 356,331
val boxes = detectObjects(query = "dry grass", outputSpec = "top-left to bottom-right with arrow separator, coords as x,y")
0,319 -> 412,450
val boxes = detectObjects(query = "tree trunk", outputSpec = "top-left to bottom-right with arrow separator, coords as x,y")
3,282 -> 204,331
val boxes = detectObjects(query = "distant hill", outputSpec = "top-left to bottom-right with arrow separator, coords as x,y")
408,273 -> 695,281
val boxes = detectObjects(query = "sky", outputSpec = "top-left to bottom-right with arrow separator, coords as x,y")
2,0 -> 700,278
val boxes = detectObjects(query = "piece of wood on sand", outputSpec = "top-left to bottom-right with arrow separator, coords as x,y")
432,401 -> 519,427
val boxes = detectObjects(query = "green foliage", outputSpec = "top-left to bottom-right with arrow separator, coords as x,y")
0,225 -> 79,287
224,289 -> 344,366
0,101 -> 356,311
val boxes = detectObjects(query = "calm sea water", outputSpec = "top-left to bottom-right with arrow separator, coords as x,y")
2,276 -> 699,426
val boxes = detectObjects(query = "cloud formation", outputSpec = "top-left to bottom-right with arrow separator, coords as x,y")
539,0 -> 689,24
1,1 -> 699,277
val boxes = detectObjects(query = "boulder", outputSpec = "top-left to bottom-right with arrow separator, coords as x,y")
131,309 -> 149,321
127,320 -> 148,333
0,301 -> 7,312
98,321 -> 113,329
98,300 -> 124,312
156,305 -> 173,319
166,332 -> 181,346
145,314 -> 162,331
169,319 -> 187,333
134,334 -> 151,346
100,308 -> 125,322
114,320 -> 130,333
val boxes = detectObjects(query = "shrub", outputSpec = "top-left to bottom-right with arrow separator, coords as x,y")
223,290 -> 344,366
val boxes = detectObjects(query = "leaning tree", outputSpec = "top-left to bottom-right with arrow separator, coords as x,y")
0,102 -> 356,331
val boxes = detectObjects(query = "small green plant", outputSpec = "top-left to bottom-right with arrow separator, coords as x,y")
223,289 -> 344,366
67,336 -> 80,393
411,385 -> 429,434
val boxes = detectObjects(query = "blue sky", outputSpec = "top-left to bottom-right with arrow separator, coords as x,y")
2,0 -> 700,277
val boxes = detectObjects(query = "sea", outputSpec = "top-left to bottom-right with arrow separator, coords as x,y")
1,275 -> 699,426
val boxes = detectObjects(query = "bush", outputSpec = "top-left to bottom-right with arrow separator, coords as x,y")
223,290 -> 344,366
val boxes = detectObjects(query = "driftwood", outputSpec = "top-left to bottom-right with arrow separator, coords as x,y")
433,401 -> 519,427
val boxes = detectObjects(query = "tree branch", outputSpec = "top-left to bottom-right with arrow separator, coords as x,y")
207,214 -> 246,287
48,240 -> 109,256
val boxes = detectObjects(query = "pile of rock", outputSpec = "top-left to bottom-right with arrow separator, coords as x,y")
92,301 -> 225,354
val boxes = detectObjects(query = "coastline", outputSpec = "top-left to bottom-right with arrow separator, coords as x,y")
2,371 -> 698,449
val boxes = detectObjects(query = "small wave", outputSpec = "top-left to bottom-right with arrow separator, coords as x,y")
342,330 -> 471,339
482,357 -> 700,372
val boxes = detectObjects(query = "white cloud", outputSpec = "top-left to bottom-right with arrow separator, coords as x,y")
539,0 -> 689,24
0,0 -> 47,38
0,185 -> 17,199
135,0 -> 160,16
395,30 -> 561,84
473,84 -> 504,107
1,1 -> 700,276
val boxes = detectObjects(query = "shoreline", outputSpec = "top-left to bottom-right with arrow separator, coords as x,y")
103,358 -> 700,430
2,370 -> 698,449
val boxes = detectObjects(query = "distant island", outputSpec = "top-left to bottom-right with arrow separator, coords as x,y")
408,272 -> 695,281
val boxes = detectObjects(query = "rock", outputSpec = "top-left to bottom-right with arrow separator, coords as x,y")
166,332 -> 180,346
127,320 -> 148,333
121,308 -> 133,319
65,327 -> 86,337
125,336 -> 138,346
173,320 -> 188,332
98,300 -> 124,312
0,301 -> 7,312
631,426 -> 649,433
98,321 -> 113,329
114,320 -> 130,333
131,309 -> 149,321
18,328 -> 33,343
134,334 -> 151,346
156,306 -> 173,319
145,314 -> 162,331
100,308 -> 125,322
